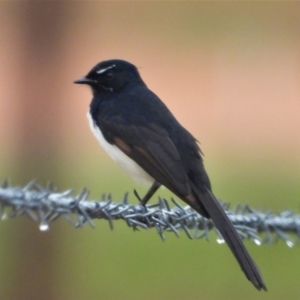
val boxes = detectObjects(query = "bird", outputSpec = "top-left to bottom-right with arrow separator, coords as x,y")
74,59 -> 266,291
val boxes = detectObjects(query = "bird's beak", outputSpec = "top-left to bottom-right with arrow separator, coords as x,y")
73,77 -> 96,85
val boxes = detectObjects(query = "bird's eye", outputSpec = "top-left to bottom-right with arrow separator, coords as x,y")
104,72 -> 114,80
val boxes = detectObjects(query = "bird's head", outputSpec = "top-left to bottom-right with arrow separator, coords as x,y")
74,59 -> 144,93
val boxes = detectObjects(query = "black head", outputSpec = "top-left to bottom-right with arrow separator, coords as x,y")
74,59 -> 145,93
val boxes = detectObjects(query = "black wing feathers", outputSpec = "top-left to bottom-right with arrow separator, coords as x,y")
100,118 -> 191,197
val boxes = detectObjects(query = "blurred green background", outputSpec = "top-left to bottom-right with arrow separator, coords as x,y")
0,2 -> 300,300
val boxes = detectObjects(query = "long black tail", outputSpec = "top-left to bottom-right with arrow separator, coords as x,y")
188,183 -> 267,291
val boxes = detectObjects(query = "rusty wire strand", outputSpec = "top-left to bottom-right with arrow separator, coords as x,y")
0,180 -> 299,247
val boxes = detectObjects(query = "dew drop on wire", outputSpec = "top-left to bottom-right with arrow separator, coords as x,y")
39,222 -> 49,231
286,240 -> 294,248
1,213 -> 7,220
216,238 -> 225,244
254,239 -> 262,246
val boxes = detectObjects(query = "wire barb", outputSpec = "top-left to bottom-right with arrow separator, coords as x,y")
0,180 -> 299,246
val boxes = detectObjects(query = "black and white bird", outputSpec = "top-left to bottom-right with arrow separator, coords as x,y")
74,59 -> 266,291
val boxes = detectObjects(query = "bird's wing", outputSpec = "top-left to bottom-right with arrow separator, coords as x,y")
98,117 -> 191,197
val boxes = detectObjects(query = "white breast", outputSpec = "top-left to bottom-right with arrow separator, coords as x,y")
87,112 -> 154,185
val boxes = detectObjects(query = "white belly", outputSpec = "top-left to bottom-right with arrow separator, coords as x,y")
87,112 -> 154,185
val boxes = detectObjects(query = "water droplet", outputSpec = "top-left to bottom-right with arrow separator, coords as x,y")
1,213 -> 7,220
39,222 -> 49,231
217,238 -> 225,244
254,239 -> 262,246
286,240 -> 294,248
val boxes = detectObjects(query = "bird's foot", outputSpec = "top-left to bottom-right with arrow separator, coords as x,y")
134,189 -> 146,205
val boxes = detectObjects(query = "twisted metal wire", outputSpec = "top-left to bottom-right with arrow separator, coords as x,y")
0,180 -> 299,247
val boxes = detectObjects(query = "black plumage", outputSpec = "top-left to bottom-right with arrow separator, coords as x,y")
74,59 -> 266,291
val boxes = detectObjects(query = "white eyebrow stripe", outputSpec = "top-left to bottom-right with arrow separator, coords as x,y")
96,64 -> 116,74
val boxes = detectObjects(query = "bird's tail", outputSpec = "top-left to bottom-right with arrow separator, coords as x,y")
187,183 -> 267,291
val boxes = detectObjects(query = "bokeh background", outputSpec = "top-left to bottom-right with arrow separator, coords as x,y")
0,2 -> 300,300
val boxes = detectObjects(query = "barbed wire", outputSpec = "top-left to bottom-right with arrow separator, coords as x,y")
0,180 -> 299,247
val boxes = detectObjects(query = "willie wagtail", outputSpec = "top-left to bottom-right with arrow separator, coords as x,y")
74,59 -> 266,291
